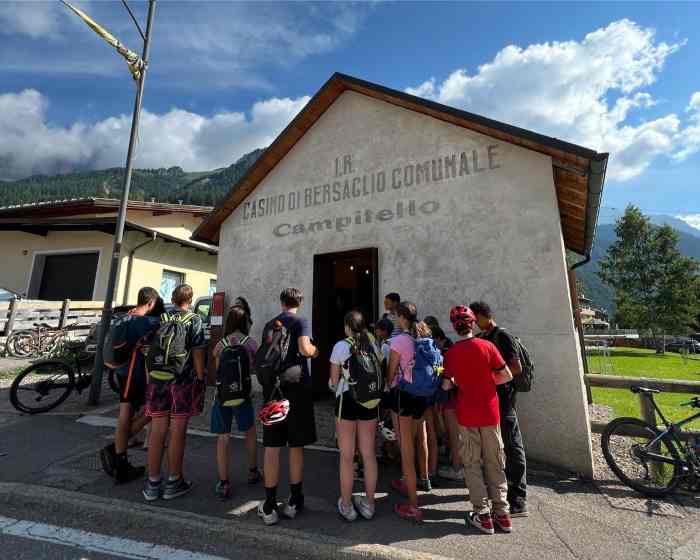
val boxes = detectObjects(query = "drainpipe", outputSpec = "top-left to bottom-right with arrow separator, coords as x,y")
122,232 -> 157,305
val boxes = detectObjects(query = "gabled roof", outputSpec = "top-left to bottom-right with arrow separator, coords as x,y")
193,72 -> 608,255
0,198 -> 212,218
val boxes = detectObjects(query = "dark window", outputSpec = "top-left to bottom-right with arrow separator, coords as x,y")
34,252 -> 99,301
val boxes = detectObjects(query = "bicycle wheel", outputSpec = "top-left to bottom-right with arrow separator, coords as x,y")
10,361 -> 75,414
6,330 -> 37,358
601,417 -> 683,496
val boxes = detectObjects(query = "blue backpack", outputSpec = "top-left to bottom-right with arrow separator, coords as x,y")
399,337 -> 443,397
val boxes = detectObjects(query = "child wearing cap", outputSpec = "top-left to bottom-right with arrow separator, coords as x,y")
442,305 -> 514,535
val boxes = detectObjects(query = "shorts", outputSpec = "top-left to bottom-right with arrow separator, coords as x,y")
117,372 -> 146,411
335,392 -> 379,422
145,378 -> 205,419
210,398 -> 255,434
263,383 -> 317,448
386,388 -> 429,420
443,392 -> 458,411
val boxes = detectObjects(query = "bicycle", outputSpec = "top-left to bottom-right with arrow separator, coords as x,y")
6,322 -> 79,359
9,339 -> 119,414
601,386 -> 700,496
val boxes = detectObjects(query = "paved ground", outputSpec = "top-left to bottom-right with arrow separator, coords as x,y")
0,384 -> 699,560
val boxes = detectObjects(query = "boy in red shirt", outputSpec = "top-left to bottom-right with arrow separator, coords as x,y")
442,305 -> 513,534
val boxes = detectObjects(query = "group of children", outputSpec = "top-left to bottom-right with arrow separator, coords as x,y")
100,285 -> 529,535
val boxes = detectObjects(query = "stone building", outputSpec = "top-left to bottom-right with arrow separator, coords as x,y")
194,73 -> 608,476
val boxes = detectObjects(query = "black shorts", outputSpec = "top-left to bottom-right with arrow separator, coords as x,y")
386,388 -> 429,420
263,382 -> 317,448
335,393 -> 379,422
117,372 -> 147,411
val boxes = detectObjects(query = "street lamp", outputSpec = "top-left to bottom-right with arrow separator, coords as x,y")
62,0 -> 157,405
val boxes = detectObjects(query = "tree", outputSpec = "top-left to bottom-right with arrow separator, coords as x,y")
598,205 -> 700,345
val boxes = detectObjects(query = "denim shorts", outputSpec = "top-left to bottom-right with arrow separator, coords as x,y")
210,398 -> 255,434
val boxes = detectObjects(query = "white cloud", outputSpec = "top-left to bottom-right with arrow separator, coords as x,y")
676,214 -> 700,232
406,20 -> 700,181
0,89 -> 309,179
0,1 -> 62,39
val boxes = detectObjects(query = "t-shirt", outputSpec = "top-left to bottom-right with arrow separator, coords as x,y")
329,335 -> 381,396
213,332 -> 259,366
389,332 -> 415,387
172,309 -> 207,381
275,311 -> 312,383
382,312 -> 402,337
115,312 -> 159,379
479,326 -> 518,399
443,337 -> 506,428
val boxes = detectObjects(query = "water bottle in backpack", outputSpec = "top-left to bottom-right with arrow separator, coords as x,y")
146,312 -> 196,381
399,336 -> 443,398
216,336 -> 252,407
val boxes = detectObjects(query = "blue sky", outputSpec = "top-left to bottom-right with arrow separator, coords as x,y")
1,1 -> 699,225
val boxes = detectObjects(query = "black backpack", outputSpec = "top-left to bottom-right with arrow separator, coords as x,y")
344,336 -> 384,409
103,312 -> 132,369
146,312 -> 196,381
216,335 -> 252,406
253,318 -> 291,388
494,327 -> 535,392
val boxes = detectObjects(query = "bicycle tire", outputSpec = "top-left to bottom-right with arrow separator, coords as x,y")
9,361 -> 75,414
6,330 -> 37,358
601,417 -> 683,497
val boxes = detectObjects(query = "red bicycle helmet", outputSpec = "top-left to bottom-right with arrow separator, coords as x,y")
450,305 -> 476,333
258,395 -> 290,426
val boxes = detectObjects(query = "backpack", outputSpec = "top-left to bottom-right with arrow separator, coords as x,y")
253,318 -> 291,388
344,336 -> 384,409
399,336 -> 443,397
216,335 -> 252,407
494,327 -> 535,392
103,312 -> 132,369
146,311 -> 196,381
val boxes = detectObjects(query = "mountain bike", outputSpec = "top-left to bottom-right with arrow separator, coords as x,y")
601,386 -> 700,496
5,322 -> 80,358
9,340 -> 119,414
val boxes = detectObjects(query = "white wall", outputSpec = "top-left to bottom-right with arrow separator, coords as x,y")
218,91 -> 593,476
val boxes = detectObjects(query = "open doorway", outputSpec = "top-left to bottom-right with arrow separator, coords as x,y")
311,248 -> 378,396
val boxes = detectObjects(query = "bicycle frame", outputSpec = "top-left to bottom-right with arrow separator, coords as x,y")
639,393 -> 700,468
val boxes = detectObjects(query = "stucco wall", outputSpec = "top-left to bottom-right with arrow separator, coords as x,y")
0,230 -> 114,299
217,91 -> 593,476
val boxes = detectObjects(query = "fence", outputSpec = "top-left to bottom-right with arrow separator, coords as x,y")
587,374 -> 700,440
0,299 -> 103,346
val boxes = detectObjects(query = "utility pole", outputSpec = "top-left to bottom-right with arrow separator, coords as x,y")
89,0 -> 157,405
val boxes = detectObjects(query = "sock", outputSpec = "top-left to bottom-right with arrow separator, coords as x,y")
148,476 -> 161,484
219,479 -> 229,485
168,474 -> 181,482
263,486 -> 277,514
114,452 -> 128,468
290,482 -> 303,508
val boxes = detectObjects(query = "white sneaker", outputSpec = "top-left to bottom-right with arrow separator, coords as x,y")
257,502 -> 279,526
282,500 -> 302,519
438,465 -> 465,481
337,498 -> 358,521
352,495 -> 375,520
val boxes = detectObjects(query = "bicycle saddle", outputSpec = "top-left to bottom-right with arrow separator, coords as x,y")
631,386 -> 660,394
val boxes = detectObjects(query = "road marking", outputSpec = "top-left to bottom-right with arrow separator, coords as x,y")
0,515 -> 228,560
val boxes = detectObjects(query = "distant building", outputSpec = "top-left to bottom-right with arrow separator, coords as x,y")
579,293 -> 610,330
0,198 -> 217,303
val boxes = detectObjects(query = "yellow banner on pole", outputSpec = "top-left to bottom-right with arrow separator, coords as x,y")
61,1 -> 145,81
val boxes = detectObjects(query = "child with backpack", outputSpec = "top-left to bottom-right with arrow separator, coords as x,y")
329,310 -> 384,521
211,305 -> 262,499
386,302 -> 442,522
442,305 -> 513,534
143,284 -> 206,502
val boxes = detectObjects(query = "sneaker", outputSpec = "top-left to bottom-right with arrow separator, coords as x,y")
142,479 -> 162,502
468,511 -> 495,535
282,500 -> 303,519
391,478 -> 408,496
215,480 -> 232,500
99,444 -> 116,477
352,495 -> 375,520
248,468 -> 263,485
510,500 -> 529,518
115,462 -> 145,485
257,502 -> 279,526
163,477 -> 193,500
494,513 -> 513,533
394,503 -> 423,522
418,478 -> 432,492
438,465 -> 465,481
337,498 -> 358,521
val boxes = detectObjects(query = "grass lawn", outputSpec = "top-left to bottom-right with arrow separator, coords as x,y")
588,347 -> 700,430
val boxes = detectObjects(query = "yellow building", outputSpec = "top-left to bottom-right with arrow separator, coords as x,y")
0,198 -> 217,304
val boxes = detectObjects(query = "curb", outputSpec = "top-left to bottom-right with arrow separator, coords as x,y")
0,482 -> 452,560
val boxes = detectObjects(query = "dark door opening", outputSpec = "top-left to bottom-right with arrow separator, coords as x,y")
36,252 -> 99,301
312,248 -> 378,396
